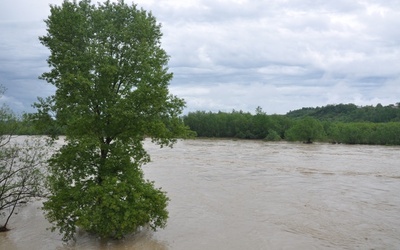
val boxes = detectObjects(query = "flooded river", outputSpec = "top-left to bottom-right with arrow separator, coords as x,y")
1,138 -> 399,249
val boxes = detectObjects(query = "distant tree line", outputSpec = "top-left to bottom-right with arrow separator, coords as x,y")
183,104 -> 400,145
9,113 -> 64,136
182,108 -> 291,140
286,103 -> 400,122
10,103 -> 400,145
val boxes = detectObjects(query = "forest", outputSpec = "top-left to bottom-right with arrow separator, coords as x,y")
8,102 -> 400,146
182,103 -> 400,145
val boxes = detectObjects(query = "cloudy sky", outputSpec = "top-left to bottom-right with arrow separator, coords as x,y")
0,0 -> 399,115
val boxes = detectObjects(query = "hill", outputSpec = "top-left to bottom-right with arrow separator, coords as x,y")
286,103 -> 400,122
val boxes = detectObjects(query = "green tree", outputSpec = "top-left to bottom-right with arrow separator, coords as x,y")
269,114 -> 293,139
264,129 -> 281,141
285,117 -> 324,143
322,121 -> 341,143
37,0 -> 189,241
252,106 -> 270,139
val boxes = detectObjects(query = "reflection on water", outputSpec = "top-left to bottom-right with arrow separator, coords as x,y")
1,138 -> 400,249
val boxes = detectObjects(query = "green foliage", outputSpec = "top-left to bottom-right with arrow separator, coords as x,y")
0,98 -> 18,137
285,103 -> 400,144
43,139 -> 169,240
30,97 -> 65,136
183,109 -> 288,140
252,107 -> 271,139
183,104 -> 400,145
322,122 -> 340,143
268,114 -> 293,139
264,129 -> 281,141
37,0 -> 189,241
286,103 -> 400,122
183,111 -> 241,138
334,122 -> 400,145
285,117 -> 325,143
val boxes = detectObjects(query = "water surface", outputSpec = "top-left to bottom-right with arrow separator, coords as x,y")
1,138 -> 399,249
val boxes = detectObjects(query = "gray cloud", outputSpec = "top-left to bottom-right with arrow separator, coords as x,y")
0,0 -> 399,115
0,19 -> 55,114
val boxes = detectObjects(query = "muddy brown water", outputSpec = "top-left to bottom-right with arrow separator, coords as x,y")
1,137 -> 399,249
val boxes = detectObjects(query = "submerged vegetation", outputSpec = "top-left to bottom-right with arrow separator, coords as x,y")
183,103 -> 400,145
11,103 -> 400,146
31,0 -> 189,242
0,87 -> 48,232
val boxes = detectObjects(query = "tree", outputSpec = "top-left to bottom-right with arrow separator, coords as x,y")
285,117 -> 324,143
0,87 -> 47,232
252,107 -> 270,139
37,0 -> 189,241
264,129 -> 281,141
